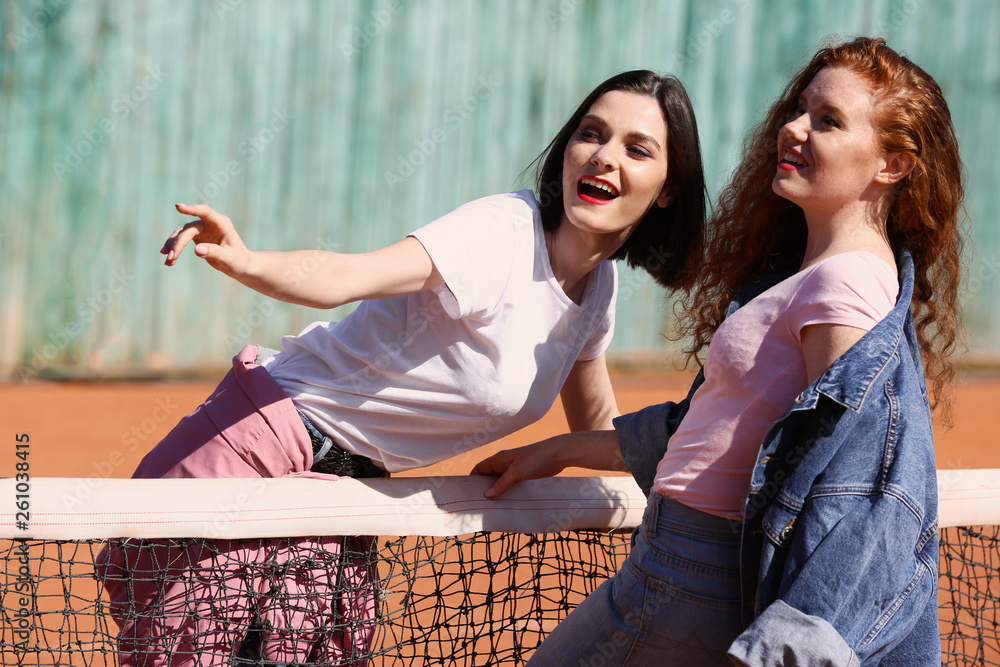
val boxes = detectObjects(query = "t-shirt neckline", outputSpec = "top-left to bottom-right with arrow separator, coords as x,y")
533,213 -> 595,312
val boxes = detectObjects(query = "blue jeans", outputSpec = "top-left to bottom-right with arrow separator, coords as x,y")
528,493 -> 744,666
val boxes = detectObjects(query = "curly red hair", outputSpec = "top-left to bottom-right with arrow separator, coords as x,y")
680,36 -> 966,423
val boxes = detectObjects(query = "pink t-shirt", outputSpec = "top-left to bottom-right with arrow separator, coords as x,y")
652,251 -> 899,520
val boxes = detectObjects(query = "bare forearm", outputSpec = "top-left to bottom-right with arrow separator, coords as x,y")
164,205 -> 442,309
561,355 -> 621,432
240,249 -> 349,308
553,429 -> 628,474
473,429 -> 628,498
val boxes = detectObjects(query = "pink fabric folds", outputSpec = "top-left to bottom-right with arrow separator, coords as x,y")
131,344 -> 313,479
95,345 -> 378,666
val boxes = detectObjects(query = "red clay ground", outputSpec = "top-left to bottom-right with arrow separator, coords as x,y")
1,370 -> 996,665
1,369 -> 996,479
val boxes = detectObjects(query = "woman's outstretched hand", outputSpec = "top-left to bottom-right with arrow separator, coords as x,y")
161,203 -> 252,277
160,203 -> 444,310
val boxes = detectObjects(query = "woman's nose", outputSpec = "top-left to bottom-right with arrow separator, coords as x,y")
781,112 -> 809,143
590,143 -> 617,170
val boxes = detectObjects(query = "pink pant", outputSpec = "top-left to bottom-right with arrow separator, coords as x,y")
96,346 -> 378,666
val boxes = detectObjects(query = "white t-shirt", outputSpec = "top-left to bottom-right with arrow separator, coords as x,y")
262,190 -> 618,472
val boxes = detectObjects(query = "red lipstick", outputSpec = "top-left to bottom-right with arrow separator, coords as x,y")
576,176 -> 620,205
778,146 -> 807,171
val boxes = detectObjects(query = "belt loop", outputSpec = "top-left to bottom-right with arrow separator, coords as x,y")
312,436 -> 334,467
645,493 -> 661,539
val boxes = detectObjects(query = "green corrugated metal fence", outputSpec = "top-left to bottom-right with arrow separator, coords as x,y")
1,0 -> 998,378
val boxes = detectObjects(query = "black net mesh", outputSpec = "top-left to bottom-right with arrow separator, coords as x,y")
940,525 -> 1000,666
1,530 -> 631,666
1,525 -> 996,666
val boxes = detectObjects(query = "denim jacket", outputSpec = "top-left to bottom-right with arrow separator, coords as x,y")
614,251 -> 940,666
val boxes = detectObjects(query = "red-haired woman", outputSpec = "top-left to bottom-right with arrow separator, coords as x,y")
476,36 -> 965,665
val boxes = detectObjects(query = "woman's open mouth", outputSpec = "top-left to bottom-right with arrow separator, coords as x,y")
577,177 -> 620,205
777,147 -> 808,171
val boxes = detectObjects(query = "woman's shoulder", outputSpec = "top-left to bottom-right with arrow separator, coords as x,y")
808,250 -> 896,275
433,190 -> 540,235
464,189 -> 540,214
795,251 -> 899,311
803,251 -> 898,290
413,190 -> 538,240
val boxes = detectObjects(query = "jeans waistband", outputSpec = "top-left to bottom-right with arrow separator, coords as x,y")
298,410 -> 385,479
645,492 -> 743,541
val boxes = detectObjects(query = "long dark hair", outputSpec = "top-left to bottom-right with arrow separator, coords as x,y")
529,70 -> 707,291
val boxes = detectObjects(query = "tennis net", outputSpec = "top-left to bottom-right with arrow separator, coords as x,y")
2,472 -> 998,666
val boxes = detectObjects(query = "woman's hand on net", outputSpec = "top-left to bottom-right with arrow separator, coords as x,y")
473,430 -> 625,499
472,437 -> 575,499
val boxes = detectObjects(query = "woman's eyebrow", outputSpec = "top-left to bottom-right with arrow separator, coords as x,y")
799,93 -> 847,118
580,114 -> 662,150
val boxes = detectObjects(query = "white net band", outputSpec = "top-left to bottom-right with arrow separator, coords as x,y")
3,469 -> 997,540
1,475 -> 646,539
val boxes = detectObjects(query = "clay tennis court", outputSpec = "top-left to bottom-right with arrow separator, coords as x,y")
2,369 -> 998,665
2,367 -> 997,480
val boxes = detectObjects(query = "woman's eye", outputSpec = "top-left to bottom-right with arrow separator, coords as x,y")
578,128 -> 600,141
821,114 -> 839,128
783,104 -> 806,125
627,146 -> 651,158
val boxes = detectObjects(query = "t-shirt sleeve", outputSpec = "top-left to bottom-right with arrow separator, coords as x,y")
576,262 -> 618,361
788,253 -> 899,342
408,195 -> 520,320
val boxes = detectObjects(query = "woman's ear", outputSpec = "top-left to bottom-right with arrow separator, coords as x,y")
656,188 -> 675,208
876,152 -> 916,185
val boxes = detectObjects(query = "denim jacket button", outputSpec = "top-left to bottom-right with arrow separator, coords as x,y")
780,521 -> 796,542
